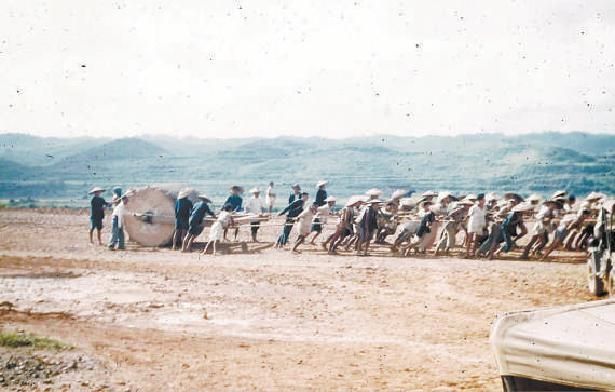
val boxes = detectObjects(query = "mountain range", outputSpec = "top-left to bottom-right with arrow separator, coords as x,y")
0,132 -> 613,206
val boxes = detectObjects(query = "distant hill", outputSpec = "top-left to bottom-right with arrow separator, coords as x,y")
0,133 -> 106,166
0,132 -> 612,204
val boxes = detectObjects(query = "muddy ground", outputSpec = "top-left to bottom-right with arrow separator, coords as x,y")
0,209 -> 593,391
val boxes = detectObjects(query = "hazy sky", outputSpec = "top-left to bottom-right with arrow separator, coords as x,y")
1,0 -> 614,138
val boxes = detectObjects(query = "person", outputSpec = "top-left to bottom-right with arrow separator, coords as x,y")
434,201 -> 468,256
88,187 -> 108,245
244,187 -> 265,242
108,193 -> 128,250
375,201 -> 399,244
182,194 -> 215,253
541,207 -> 591,260
355,199 -> 381,256
421,191 -> 438,203
292,204 -> 318,253
405,200 -> 436,255
466,193 -> 487,257
562,194 -> 576,213
223,186 -> 243,241
288,184 -> 302,204
326,196 -> 361,254
202,204 -> 234,256
265,181 -> 276,214
366,188 -> 383,201
521,200 -> 560,259
315,180 -> 328,206
485,204 -> 529,259
172,189 -> 193,250
276,192 -> 309,248
310,196 -> 336,245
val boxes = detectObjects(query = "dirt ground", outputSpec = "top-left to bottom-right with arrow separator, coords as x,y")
0,209 -> 593,391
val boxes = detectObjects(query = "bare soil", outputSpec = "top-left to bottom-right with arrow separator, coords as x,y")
0,209 -> 593,390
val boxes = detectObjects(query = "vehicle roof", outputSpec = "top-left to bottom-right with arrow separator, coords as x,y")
490,299 -> 615,390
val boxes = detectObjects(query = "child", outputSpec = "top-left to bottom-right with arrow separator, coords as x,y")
203,204 -> 234,256
292,203 -> 317,253
88,187 -> 108,245
108,193 -> 128,250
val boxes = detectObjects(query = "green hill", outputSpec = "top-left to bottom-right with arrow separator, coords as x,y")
0,132 -> 612,203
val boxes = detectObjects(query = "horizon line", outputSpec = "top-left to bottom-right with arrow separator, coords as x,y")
1,129 -> 614,141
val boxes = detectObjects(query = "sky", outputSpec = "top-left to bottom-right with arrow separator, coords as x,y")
1,0 -> 614,139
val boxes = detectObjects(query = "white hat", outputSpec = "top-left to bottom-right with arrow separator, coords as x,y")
316,180 -> 328,188
324,196 -> 336,203
198,194 -> 211,202
111,194 -> 120,203
551,190 -> 567,199
367,199 -> 384,205
345,196 -> 364,207
178,189 -> 191,199
512,202 -> 534,213
585,191 -> 605,202
437,191 -> 452,202
421,190 -> 438,197
486,192 -> 498,202
366,188 -> 383,196
88,187 -> 106,194
527,193 -> 542,202
391,189 -> 407,200
399,197 -> 415,207
249,187 -> 260,194
465,194 -> 478,201
458,199 -> 475,206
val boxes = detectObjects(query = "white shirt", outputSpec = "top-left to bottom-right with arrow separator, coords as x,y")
430,202 -> 448,216
467,204 -> 486,232
314,204 -> 331,224
297,209 -> 315,235
244,197 -> 265,214
112,202 -> 126,228
265,186 -> 276,206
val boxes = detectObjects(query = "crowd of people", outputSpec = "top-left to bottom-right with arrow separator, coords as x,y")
87,182 -> 610,259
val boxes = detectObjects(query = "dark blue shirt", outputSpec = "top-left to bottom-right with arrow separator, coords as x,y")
416,211 -> 435,237
225,194 -> 243,212
189,201 -> 215,226
288,192 -> 301,204
280,199 -> 304,219
315,188 -> 327,206
502,212 -> 522,236
175,198 -> 193,223
90,196 -> 107,220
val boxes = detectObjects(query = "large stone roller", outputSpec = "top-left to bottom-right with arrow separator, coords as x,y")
123,185 -> 199,247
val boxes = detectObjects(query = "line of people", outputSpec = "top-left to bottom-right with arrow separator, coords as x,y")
89,182 -> 609,259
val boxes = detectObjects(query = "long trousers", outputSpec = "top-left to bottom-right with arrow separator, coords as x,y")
276,220 -> 293,245
108,216 -> 125,249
